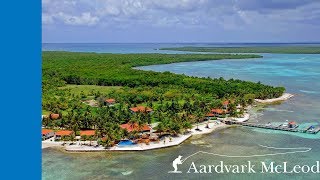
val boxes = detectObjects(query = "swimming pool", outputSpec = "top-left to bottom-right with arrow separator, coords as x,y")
118,140 -> 136,146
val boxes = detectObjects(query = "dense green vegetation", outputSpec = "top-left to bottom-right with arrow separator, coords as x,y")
59,85 -> 122,96
160,46 -> 320,54
43,51 -> 284,100
42,51 -> 285,147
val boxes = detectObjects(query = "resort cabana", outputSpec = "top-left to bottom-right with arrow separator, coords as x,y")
80,130 -> 96,140
55,130 -> 73,140
129,106 -> 153,113
104,98 -> 116,106
80,130 -> 96,137
222,100 -> 230,109
80,130 -> 96,145
42,129 -> 54,140
205,113 -> 216,120
210,108 -> 227,117
120,123 -> 151,133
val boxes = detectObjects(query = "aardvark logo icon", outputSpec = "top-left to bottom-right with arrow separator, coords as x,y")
168,155 -> 183,173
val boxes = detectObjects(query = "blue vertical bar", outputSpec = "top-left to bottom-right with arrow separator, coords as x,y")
0,0 -> 41,179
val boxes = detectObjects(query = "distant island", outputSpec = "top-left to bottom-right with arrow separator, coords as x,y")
160,46 -> 320,54
42,51 -> 285,151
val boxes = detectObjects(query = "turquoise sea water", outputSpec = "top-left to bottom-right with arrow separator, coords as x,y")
42,43 -> 320,180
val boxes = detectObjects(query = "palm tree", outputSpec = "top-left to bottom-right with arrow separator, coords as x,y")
82,106 -> 92,129
81,135 -> 88,145
155,122 -> 165,135
104,138 -> 113,148
42,116 -> 50,128
128,114 -> 139,132
195,110 -> 204,130
70,116 -> 80,141
70,133 -> 76,144
88,135 -> 94,146
229,103 -> 237,117
169,121 -> 181,136
182,122 -> 192,133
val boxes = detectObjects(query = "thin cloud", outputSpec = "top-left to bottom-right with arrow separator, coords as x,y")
42,0 -> 320,42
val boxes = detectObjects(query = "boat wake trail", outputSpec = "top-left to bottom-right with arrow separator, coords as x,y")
181,144 -> 311,163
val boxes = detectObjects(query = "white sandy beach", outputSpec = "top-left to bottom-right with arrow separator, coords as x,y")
65,134 -> 192,152
42,139 -> 63,149
255,93 -> 293,103
232,113 -> 250,122
46,120 -> 228,152
190,120 -> 227,135
42,93 -> 294,152
42,140 -> 102,149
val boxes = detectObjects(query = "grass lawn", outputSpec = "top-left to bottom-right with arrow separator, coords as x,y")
60,85 -> 122,95
42,110 -> 51,116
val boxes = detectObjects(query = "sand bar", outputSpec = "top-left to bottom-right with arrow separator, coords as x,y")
255,93 -> 293,103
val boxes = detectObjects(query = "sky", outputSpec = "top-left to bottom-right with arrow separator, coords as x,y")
42,0 -> 320,43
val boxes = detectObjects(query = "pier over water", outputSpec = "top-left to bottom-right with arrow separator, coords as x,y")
223,120 -> 320,134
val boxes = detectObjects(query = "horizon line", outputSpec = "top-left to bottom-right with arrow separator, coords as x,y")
42,41 -> 320,44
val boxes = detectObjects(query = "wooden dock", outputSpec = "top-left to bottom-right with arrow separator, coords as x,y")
224,120 -> 320,134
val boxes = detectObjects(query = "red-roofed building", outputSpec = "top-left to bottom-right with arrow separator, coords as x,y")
105,98 -> 116,106
209,108 -> 228,117
205,113 -> 215,117
222,100 -> 230,109
211,108 -> 225,114
80,130 -> 96,137
55,130 -> 73,140
50,113 -> 60,120
120,123 -> 151,133
42,129 -> 54,140
130,106 -> 153,113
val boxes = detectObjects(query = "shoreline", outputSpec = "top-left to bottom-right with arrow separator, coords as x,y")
255,93 -> 293,103
42,93 -> 292,152
42,120 -> 228,152
65,121 -> 228,152
42,141 -> 63,149
42,52 -> 285,152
